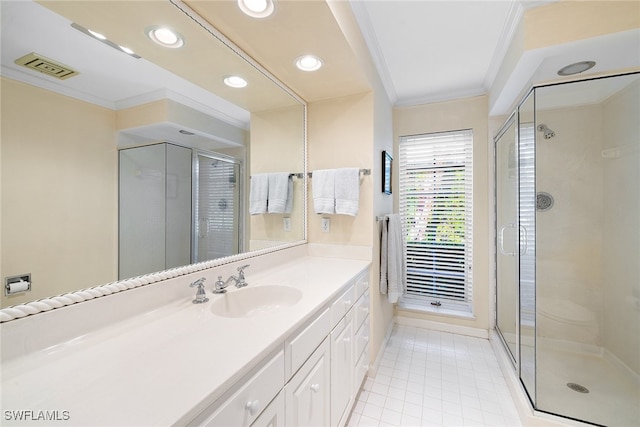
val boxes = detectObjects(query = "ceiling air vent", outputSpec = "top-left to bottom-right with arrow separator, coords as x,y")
15,53 -> 78,80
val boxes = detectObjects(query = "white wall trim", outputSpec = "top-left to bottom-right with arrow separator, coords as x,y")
394,315 -> 489,339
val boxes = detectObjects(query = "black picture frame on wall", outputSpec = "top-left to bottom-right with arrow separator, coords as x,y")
382,150 -> 392,194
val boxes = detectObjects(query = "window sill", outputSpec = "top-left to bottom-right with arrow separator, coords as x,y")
397,301 -> 476,321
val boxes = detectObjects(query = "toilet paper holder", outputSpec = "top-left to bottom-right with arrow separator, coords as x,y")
5,274 -> 31,296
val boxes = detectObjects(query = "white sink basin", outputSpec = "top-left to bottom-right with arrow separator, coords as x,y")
210,285 -> 303,318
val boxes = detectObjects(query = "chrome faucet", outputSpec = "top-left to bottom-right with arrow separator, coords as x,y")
213,264 -> 250,294
189,277 -> 209,304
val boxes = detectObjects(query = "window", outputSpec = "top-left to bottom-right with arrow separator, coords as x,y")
399,130 -> 473,312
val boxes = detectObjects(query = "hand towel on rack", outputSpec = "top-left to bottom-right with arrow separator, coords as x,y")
380,214 -> 405,303
249,173 -> 269,215
312,169 -> 335,214
267,173 -> 292,214
284,176 -> 294,214
334,167 -> 360,216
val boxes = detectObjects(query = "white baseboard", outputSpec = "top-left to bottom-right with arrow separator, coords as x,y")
394,315 -> 489,339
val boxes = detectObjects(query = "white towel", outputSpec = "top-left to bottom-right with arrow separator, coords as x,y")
249,173 -> 269,215
284,176 -> 294,214
380,214 -> 405,303
267,173 -> 292,214
312,169 -> 335,214
334,168 -> 359,216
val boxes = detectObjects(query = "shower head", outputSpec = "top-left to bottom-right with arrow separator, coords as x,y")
537,124 -> 555,140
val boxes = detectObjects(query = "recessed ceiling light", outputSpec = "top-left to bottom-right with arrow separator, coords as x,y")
557,61 -> 596,76
146,26 -> 184,49
237,0 -> 274,18
295,55 -> 322,72
224,75 -> 248,88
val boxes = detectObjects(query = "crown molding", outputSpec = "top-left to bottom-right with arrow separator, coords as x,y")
348,0 -> 398,105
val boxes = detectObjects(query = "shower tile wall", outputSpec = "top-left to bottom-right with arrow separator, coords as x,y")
601,79 -> 640,374
535,104 -> 604,346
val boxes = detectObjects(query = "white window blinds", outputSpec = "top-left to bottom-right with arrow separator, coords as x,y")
399,130 -> 473,312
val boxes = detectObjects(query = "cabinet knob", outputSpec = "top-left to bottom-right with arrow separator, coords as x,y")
310,383 -> 320,393
245,399 -> 260,416
343,337 -> 351,343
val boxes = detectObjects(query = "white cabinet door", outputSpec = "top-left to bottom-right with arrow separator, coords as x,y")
285,338 -> 330,427
330,312 -> 354,427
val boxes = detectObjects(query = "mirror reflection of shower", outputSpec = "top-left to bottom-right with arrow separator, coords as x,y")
118,144 -> 242,279
537,123 -> 556,139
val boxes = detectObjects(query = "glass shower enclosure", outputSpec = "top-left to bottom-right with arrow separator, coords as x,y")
119,143 -> 242,279
495,72 -> 639,426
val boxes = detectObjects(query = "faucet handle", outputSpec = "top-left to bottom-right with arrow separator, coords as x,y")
236,265 -> 250,288
189,277 -> 208,304
190,277 -> 206,288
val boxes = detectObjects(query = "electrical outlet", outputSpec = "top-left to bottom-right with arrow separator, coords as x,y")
283,217 -> 291,232
321,217 -> 330,233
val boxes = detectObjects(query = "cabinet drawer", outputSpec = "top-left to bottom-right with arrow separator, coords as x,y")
285,307 -> 330,379
353,291 -> 370,330
330,285 -> 355,328
354,271 -> 369,298
194,350 -> 285,427
251,390 -> 284,427
354,317 -> 370,362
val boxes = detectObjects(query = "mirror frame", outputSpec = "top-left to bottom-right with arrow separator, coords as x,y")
0,0 -> 307,322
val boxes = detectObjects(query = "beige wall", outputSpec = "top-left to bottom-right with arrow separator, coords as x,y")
393,95 -> 491,332
249,105 -> 305,249
601,79 -> 640,373
307,92 -> 374,246
1,77 -> 118,308
307,90 -> 395,364
370,85 -> 396,365
524,1 -> 640,51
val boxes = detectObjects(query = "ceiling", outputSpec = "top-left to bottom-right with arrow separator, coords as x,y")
350,0 -> 533,107
3,0 -> 638,122
200,0 -> 639,115
190,0 -> 551,108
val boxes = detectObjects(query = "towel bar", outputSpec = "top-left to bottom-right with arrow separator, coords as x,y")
250,173 -> 304,179
307,168 -> 371,178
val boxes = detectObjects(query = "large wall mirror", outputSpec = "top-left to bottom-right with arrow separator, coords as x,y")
1,0 -> 306,309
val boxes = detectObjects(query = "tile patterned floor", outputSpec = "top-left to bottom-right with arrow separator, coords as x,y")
347,325 -> 522,427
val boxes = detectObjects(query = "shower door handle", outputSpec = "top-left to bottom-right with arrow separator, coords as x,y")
519,225 -> 528,255
198,217 -> 210,238
498,223 -> 516,256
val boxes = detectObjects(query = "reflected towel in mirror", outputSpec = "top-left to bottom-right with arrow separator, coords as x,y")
268,173 -> 293,214
250,173 -> 269,215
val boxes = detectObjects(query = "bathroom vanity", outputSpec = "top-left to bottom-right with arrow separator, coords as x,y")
0,245 -> 371,426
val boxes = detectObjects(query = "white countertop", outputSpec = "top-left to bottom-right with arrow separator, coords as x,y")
0,250 -> 370,426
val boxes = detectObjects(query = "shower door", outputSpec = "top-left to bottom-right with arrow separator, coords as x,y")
495,115 -> 519,363
495,73 -> 640,426
193,152 -> 242,263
